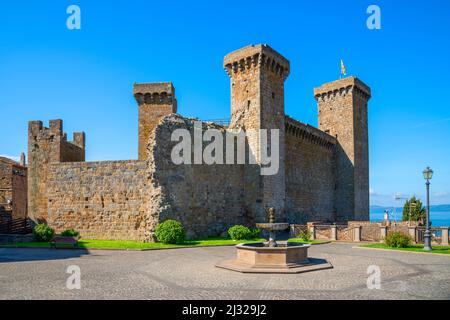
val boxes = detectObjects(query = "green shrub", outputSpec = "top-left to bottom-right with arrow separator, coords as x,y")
33,224 -> 55,242
155,220 -> 185,244
228,225 -> 252,240
250,228 -> 261,239
60,229 -> 79,237
385,232 -> 411,248
298,229 -> 311,242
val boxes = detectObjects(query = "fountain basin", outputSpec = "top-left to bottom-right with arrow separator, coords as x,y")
236,242 -> 309,267
216,241 -> 333,274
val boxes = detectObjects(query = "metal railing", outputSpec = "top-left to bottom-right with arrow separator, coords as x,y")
202,118 -> 230,126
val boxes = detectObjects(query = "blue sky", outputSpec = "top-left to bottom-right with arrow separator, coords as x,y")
0,0 -> 449,206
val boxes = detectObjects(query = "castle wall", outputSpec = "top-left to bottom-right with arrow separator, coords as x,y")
0,159 -> 13,222
284,119 -> 336,223
26,45 -> 371,241
46,160 -> 151,241
148,115 -> 247,239
28,120 -> 85,222
314,77 -> 371,221
11,165 -> 27,220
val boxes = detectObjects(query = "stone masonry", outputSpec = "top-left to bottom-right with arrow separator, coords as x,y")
27,44 -> 371,241
0,156 -> 27,222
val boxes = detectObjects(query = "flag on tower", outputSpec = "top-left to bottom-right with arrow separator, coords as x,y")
340,59 -> 347,77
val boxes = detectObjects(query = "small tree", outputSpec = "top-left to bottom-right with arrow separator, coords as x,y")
402,196 -> 426,225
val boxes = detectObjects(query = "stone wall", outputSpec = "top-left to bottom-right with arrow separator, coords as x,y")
0,159 -> 13,220
11,165 -> 27,220
285,118 -> 336,223
46,160 -> 151,241
28,120 -> 85,222
0,157 -> 27,221
148,115 -> 247,239
25,44 -> 372,241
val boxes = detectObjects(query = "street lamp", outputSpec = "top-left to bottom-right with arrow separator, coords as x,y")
422,167 -> 434,251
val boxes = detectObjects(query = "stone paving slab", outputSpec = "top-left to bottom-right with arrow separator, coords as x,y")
0,243 -> 449,300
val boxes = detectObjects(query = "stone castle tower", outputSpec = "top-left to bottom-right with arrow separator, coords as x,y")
314,77 -> 371,221
28,120 -> 85,222
134,83 -> 177,160
224,45 -> 290,223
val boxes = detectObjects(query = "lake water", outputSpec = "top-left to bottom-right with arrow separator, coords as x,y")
370,208 -> 450,227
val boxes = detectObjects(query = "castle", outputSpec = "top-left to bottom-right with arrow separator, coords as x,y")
27,44 -> 371,241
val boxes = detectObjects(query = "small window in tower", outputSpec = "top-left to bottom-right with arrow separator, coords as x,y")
247,100 -> 251,107
272,92 -> 275,99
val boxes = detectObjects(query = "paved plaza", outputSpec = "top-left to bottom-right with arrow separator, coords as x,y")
0,243 -> 449,300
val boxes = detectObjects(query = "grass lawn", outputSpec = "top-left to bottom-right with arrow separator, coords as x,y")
288,238 -> 329,244
0,237 -> 329,250
361,243 -> 450,255
0,237 -> 267,250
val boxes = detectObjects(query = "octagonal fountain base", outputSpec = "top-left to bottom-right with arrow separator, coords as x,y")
215,242 -> 333,274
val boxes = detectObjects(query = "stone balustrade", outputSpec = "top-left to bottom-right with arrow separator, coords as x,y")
291,222 -> 450,245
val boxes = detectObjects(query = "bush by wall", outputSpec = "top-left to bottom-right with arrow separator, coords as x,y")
60,229 -> 79,237
155,220 -> 185,244
298,229 -> 312,242
33,224 -> 55,242
228,225 -> 253,240
385,231 -> 412,248
250,228 -> 261,239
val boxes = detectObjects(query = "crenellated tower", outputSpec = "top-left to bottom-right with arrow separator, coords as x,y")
134,82 -> 177,160
314,77 -> 371,221
28,120 -> 85,222
224,44 -> 290,223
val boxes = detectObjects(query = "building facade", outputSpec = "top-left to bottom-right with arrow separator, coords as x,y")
0,156 -> 27,223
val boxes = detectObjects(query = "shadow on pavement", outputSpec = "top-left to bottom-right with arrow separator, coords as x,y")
0,248 -> 91,263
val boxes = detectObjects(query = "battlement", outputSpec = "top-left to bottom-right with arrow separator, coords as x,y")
224,44 -> 290,80
28,120 -> 85,151
133,82 -> 176,106
28,119 -> 85,221
285,116 -> 336,149
314,76 -> 371,102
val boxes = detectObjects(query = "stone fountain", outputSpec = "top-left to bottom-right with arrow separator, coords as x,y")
216,208 -> 333,274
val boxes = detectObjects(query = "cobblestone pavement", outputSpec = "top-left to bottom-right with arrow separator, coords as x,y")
1,243 -> 449,300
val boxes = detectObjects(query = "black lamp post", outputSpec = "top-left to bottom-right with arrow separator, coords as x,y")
422,167 -> 433,251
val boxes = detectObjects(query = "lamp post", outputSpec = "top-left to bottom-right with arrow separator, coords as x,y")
422,167 -> 433,251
